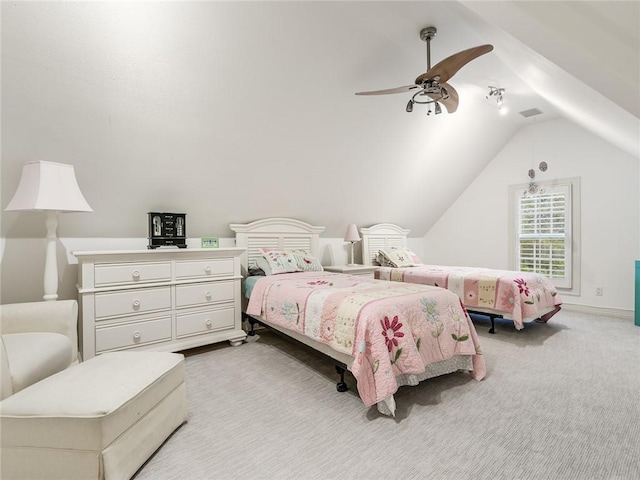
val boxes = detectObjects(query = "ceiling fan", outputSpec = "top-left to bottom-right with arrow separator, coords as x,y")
355,27 -> 493,115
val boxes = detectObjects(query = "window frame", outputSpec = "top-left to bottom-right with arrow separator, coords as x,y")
508,177 -> 581,295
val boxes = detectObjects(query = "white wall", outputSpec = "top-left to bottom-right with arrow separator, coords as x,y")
0,1 -> 520,242
423,118 -> 639,312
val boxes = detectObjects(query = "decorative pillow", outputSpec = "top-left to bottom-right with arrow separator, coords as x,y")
378,247 -> 423,267
391,246 -> 423,265
288,250 -> 324,272
376,252 -> 393,267
259,248 -> 323,273
257,249 -> 302,275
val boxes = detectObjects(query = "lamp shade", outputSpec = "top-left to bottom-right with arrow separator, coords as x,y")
344,224 -> 361,242
5,161 -> 92,212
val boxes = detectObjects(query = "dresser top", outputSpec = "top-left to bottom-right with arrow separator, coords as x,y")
73,247 -> 245,258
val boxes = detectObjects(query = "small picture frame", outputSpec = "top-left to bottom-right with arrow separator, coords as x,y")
201,237 -> 219,248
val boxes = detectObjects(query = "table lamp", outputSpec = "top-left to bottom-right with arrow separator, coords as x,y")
344,224 -> 361,266
5,161 -> 93,300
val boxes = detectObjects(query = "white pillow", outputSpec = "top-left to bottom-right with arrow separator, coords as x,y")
257,250 -> 302,275
378,247 -> 423,267
288,250 -> 324,272
259,248 -> 323,273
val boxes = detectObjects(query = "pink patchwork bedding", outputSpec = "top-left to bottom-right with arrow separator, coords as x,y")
246,271 -> 485,410
375,265 -> 562,330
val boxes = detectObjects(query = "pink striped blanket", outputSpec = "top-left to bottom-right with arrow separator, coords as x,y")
375,265 -> 562,330
246,272 -> 485,408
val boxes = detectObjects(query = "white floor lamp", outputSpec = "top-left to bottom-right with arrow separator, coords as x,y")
5,161 -> 93,301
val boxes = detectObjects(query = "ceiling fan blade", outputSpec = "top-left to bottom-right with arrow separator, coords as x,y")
427,82 -> 459,113
415,44 -> 493,85
355,85 -> 421,96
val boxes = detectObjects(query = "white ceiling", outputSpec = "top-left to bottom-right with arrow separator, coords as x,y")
1,1 -> 638,239
340,0 -> 639,154
462,0 -> 639,155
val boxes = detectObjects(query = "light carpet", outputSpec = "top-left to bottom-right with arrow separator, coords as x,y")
133,310 -> 640,480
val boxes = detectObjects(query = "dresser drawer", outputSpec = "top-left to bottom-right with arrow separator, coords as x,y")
176,307 -> 235,338
95,261 -> 171,286
175,258 -> 234,279
176,281 -> 234,308
94,287 -> 171,319
96,316 -> 172,353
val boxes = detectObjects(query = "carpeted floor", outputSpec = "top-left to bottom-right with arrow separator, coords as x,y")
133,310 -> 640,480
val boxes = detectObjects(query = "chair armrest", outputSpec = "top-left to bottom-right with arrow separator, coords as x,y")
0,300 -> 78,363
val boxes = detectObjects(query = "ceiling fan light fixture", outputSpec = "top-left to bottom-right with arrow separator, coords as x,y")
406,99 -> 414,113
355,27 -> 493,116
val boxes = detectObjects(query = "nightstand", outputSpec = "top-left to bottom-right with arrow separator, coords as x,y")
324,264 -> 377,278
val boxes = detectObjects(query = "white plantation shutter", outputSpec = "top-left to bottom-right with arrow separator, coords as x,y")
517,184 -> 572,288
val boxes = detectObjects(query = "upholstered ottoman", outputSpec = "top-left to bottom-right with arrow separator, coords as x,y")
0,351 -> 187,480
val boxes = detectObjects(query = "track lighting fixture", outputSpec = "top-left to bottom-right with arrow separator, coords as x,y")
486,86 -> 505,109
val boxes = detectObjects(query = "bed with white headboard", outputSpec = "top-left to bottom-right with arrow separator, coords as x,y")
230,218 -> 486,416
360,223 -> 563,333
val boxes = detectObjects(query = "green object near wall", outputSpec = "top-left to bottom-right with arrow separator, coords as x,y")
636,261 -> 640,326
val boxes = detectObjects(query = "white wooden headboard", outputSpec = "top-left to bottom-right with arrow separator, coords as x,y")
360,223 -> 410,266
229,218 -> 325,275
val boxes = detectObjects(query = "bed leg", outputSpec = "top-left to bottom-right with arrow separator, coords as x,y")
335,365 -> 348,392
488,315 -> 496,334
244,314 -> 258,336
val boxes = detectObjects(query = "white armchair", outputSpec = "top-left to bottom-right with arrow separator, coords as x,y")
0,300 -> 79,400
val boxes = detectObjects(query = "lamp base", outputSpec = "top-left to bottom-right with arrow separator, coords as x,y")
43,211 -> 60,301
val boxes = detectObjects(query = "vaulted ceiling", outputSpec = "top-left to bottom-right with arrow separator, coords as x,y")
1,1 -> 638,239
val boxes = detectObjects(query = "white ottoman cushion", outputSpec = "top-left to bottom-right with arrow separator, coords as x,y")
1,351 -> 187,480
2,332 -> 72,394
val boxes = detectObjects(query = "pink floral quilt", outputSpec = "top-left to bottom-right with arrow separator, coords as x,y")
375,265 -> 562,330
246,272 -> 485,409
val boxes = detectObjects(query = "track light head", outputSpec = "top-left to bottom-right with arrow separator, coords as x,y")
486,86 -> 505,110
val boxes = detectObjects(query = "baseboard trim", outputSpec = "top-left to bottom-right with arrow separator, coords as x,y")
561,303 -> 633,320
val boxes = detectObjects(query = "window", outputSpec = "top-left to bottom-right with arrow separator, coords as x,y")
509,178 -> 580,293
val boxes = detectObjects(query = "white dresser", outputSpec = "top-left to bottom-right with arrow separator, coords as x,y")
74,248 -> 246,360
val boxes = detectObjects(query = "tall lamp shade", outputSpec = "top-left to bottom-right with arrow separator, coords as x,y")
5,161 -> 92,301
344,224 -> 361,266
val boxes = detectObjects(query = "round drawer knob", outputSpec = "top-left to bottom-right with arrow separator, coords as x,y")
205,320 -> 212,328
205,291 -> 212,300
133,299 -> 141,308
204,266 -> 212,274
132,270 -> 140,279
133,331 -> 141,341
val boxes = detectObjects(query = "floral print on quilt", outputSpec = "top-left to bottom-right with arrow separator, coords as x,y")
246,271 -> 485,408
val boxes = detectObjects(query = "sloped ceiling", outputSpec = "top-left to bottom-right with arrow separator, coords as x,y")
1,1 -> 638,239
